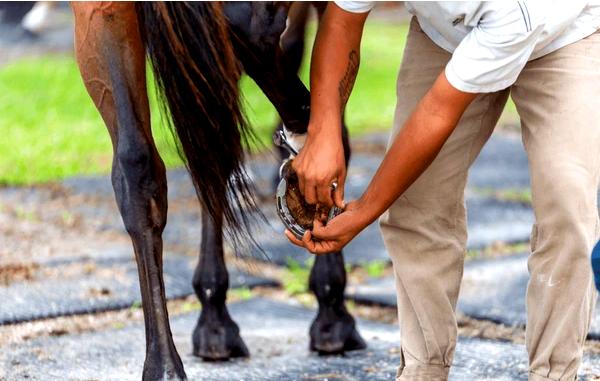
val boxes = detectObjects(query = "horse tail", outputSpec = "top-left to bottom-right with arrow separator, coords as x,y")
137,3 -> 259,245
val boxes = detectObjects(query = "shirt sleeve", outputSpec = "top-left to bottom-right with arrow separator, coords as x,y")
445,3 -> 545,93
334,1 -> 375,14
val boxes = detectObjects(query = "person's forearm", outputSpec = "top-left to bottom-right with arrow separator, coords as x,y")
356,72 -> 478,226
308,4 -> 368,138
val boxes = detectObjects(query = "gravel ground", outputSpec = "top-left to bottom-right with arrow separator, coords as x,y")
3,298 -> 600,381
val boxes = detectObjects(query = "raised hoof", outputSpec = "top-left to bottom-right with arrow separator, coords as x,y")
192,316 -> 250,361
309,311 -> 367,355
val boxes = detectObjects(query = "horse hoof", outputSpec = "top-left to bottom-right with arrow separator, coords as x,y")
192,316 -> 250,361
309,308 -> 367,355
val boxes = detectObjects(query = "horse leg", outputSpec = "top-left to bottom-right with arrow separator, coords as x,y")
224,2 -> 366,354
192,211 -> 249,360
72,4 -> 185,380
270,2 -> 310,190
283,2 -> 363,354
301,110 -> 360,352
309,252 -> 366,353
306,110 -> 363,353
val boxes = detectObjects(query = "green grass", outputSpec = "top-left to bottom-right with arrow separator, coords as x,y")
473,187 -> 532,204
282,258 -> 313,296
229,286 -> 254,301
0,19 -> 408,185
362,260 -> 387,278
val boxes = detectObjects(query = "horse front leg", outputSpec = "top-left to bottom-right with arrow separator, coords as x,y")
224,2 -> 365,355
73,3 -> 185,380
309,253 -> 366,353
303,116 -> 362,354
269,2 -> 309,191
192,211 -> 249,360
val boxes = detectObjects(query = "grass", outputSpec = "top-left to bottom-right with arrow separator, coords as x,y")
473,187 -> 532,205
466,242 -> 530,260
229,286 -> 254,301
0,19 -> 408,186
282,258 -> 313,296
362,260 -> 387,278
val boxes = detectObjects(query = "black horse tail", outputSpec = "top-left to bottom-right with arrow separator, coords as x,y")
137,3 -> 260,246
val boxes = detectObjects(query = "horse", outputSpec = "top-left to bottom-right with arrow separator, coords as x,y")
71,2 -> 364,379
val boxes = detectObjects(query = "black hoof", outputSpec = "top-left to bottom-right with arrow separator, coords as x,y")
309,308 -> 367,355
192,313 -> 250,361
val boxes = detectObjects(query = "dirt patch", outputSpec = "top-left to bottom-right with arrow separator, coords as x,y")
0,292 -> 248,346
0,263 -> 39,285
0,182 -> 132,265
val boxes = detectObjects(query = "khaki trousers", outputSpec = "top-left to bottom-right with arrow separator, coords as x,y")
380,18 -> 600,381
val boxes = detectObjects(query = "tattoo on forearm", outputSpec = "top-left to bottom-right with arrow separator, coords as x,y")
338,50 -> 359,110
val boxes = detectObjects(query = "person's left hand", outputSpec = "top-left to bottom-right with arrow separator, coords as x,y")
285,200 -> 371,254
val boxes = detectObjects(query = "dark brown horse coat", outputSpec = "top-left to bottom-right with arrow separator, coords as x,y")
72,2 -> 362,380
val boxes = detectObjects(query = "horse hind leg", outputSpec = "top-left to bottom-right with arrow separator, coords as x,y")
192,212 -> 249,360
73,4 -> 185,380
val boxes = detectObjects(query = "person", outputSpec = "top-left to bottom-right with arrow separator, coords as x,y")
21,2 -> 60,35
285,2 -> 600,380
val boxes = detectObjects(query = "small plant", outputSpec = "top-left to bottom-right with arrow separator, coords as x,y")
282,258 -> 313,296
181,301 -> 201,313
364,260 -> 387,278
229,287 -> 253,301
467,249 -> 481,259
466,241 -> 530,261
500,188 -> 532,204
15,207 -> 35,221
344,262 -> 352,274
346,299 -> 357,312
474,187 -> 532,205
61,210 -> 74,226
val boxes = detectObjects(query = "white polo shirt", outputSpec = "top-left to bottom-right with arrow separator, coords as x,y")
336,1 -> 600,93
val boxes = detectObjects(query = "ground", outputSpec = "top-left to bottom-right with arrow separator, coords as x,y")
3,131 -> 600,380
1,3 -> 600,381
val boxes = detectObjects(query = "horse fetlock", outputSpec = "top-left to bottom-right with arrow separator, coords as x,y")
192,278 -> 228,305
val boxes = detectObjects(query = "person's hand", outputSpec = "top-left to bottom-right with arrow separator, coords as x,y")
285,200 -> 370,254
292,127 -> 346,208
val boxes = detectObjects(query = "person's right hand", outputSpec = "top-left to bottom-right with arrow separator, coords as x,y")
285,199 -> 371,254
292,127 -> 346,208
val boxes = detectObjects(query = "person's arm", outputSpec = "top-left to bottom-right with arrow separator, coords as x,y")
286,71 -> 478,254
292,3 -> 369,208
